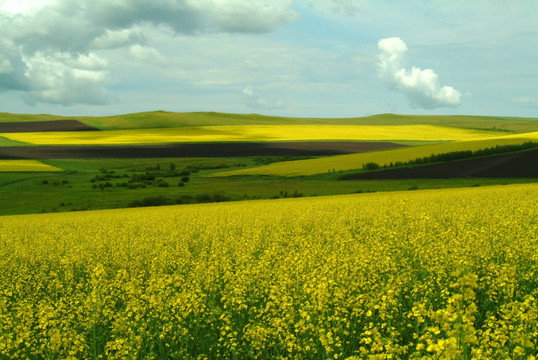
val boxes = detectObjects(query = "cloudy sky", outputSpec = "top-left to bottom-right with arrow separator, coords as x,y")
0,0 -> 537,118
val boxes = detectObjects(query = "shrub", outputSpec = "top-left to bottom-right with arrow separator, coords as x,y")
175,195 -> 195,204
129,196 -> 172,207
157,180 -> 169,188
211,193 -> 231,203
195,193 -> 212,203
363,162 -> 380,171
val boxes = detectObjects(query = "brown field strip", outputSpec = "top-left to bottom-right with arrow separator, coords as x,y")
0,120 -> 99,133
0,142 -> 406,159
341,149 -> 538,179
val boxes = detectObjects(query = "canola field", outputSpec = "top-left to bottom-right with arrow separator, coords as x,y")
0,125 -> 500,145
0,184 -> 537,359
215,132 -> 538,177
0,160 -> 62,172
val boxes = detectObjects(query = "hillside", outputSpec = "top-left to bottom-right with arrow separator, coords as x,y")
1,111 -> 537,132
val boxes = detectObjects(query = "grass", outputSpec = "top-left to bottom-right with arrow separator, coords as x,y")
0,136 -> 30,146
78,112 -> 538,132
0,160 -> 63,172
0,156 -> 535,216
1,125 -> 503,145
1,111 -> 538,132
214,132 -> 538,177
1,111 -> 538,216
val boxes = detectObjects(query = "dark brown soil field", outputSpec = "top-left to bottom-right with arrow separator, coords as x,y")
0,120 -> 99,132
341,149 -> 538,179
0,142 -> 406,159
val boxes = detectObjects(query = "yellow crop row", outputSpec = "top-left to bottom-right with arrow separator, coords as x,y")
0,160 -> 62,172
0,124 -> 501,145
214,132 -> 538,177
0,184 -> 537,359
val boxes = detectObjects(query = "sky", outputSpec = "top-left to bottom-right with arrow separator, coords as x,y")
0,0 -> 537,118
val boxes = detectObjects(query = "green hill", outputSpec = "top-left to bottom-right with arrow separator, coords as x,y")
1,111 -> 537,132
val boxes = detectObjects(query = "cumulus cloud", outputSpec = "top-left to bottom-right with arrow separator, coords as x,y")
22,52 -> 111,105
242,86 -> 286,110
129,45 -> 168,66
377,37 -> 461,109
90,29 -> 147,50
0,0 -> 297,106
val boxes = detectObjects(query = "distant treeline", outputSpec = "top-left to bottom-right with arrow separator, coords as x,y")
372,141 -> 538,170
129,193 -> 234,208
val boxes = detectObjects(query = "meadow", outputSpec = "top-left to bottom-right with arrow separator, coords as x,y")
1,156 -> 534,216
1,111 -> 538,215
0,184 -> 536,359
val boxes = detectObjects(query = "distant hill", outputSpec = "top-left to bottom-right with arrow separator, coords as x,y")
1,111 -> 537,132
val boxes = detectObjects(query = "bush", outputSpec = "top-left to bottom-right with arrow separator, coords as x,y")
211,193 -> 231,203
363,162 -> 380,171
129,196 -> 172,208
157,180 -> 169,188
195,193 -> 212,203
175,195 -> 195,204
181,176 -> 190,183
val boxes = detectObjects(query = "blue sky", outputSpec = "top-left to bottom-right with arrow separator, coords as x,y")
0,0 -> 537,118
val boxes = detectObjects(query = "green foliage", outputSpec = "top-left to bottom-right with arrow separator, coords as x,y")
399,141 -> 538,168
129,196 -> 173,207
362,162 -> 380,171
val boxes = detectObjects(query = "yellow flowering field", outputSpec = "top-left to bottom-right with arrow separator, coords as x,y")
0,124 -> 500,145
215,132 -> 538,177
0,184 -> 537,359
0,160 -> 62,172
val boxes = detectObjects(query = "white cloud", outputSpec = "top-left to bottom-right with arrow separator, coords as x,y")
0,0 -> 50,15
377,37 -> 461,109
0,0 -> 297,106
242,86 -> 286,110
22,52 -> 111,105
511,97 -> 538,104
91,28 -> 146,50
0,57 -> 14,74
186,0 -> 298,33
129,45 -> 167,66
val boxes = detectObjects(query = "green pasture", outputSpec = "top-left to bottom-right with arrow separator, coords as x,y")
0,156 -> 535,216
1,111 -> 538,216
